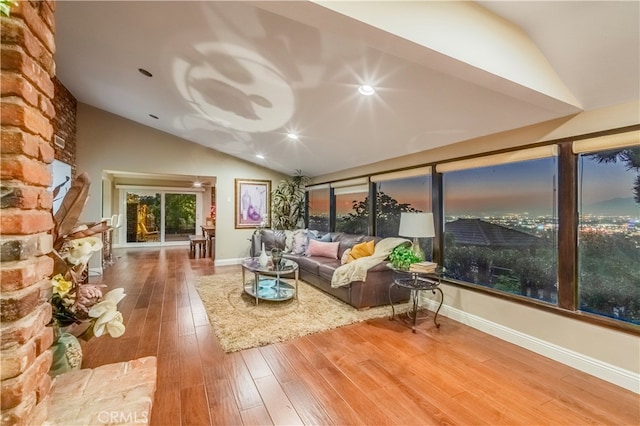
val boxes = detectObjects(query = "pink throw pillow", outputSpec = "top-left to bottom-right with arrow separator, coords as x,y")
306,239 -> 339,259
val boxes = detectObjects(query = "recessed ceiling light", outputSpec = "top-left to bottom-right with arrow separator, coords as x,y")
287,133 -> 299,140
149,114 -> 158,119
193,181 -> 202,188
358,85 -> 375,96
256,154 -> 265,159
138,68 -> 153,77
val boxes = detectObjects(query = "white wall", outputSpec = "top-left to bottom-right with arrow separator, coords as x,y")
76,103 -> 285,262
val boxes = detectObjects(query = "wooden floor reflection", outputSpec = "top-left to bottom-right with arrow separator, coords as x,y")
82,247 -> 639,425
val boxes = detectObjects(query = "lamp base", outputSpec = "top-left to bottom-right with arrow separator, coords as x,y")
411,237 -> 425,261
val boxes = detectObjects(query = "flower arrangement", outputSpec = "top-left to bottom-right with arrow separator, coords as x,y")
48,173 -> 126,375
50,236 -> 126,340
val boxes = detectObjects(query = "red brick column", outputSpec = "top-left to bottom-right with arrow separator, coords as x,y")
1,1 -> 56,424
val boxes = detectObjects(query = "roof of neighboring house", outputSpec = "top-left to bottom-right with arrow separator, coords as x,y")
445,218 -> 542,248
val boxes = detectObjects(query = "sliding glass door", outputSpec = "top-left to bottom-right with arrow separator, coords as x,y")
122,189 -> 202,245
164,193 -> 196,242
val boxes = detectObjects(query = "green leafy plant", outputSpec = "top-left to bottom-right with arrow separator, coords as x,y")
271,170 -> 309,230
388,244 -> 421,270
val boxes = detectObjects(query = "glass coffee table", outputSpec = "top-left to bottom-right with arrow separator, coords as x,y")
241,257 -> 299,305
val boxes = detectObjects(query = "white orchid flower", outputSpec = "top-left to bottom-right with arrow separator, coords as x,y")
65,236 -> 103,266
88,288 -> 126,338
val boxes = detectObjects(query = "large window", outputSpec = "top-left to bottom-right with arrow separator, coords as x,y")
307,185 -> 330,232
577,141 -> 640,324
441,148 -> 559,303
372,169 -> 432,258
302,130 -> 639,329
334,179 -> 369,234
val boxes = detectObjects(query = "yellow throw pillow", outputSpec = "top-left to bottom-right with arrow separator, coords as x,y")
346,240 -> 375,263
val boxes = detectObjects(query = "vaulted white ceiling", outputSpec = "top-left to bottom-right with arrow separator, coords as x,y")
55,1 -> 639,177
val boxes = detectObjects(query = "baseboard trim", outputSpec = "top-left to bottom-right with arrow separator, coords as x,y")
420,297 -> 639,394
214,258 -> 243,267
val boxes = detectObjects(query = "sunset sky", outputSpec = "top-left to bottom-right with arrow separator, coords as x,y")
310,154 -> 639,218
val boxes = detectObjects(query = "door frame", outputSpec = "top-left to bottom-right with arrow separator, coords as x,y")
116,185 -> 204,247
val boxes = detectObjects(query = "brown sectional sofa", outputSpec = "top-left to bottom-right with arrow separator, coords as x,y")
251,229 -> 410,309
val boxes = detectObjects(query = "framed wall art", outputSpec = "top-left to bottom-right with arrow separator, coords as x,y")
234,179 -> 271,229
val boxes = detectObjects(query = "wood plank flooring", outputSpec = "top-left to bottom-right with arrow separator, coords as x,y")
82,247 -> 639,425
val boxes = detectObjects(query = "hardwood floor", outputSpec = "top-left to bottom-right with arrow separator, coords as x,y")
82,247 -> 639,425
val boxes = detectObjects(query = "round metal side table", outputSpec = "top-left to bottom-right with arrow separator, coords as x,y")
389,266 -> 444,332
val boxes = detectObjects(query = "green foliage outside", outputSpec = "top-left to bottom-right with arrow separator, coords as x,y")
336,191 -> 419,235
443,232 -> 558,303
165,194 -> 196,233
578,232 -> 640,324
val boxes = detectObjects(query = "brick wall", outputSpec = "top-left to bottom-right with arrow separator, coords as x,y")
52,77 -> 76,175
0,1 -> 56,425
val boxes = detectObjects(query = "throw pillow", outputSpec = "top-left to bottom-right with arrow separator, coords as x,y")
306,239 -> 340,259
283,230 -> 295,253
346,240 -> 375,263
308,231 -> 331,243
341,248 -> 352,265
290,229 -> 308,255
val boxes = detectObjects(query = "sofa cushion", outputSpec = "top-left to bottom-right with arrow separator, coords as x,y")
319,263 -> 340,282
294,255 -> 338,275
306,239 -> 339,259
340,248 -> 352,265
260,229 -> 286,250
332,233 -> 365,258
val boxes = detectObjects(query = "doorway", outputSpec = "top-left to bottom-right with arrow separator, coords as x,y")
121,189 -> 202,246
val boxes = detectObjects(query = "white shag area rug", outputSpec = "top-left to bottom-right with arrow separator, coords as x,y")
194,272 -> 409,353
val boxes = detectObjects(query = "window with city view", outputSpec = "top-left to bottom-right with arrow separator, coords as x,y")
307,186 -> 330,232
577,146 -> 640,325
442,155 -> 559,303
304,134 -> 638,329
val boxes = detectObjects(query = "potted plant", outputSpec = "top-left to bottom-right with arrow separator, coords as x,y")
271,170 -> 309,230
388,244 -> 421,271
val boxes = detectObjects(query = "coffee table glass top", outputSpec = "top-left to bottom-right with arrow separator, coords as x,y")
241,257 -> 298,274
241,257 -> 299,303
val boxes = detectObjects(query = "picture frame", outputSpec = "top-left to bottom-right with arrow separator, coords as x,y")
234,179 -> 271,229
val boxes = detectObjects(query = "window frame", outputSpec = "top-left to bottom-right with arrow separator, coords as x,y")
304,124 -> 640,335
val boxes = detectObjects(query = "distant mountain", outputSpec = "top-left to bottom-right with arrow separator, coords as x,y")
583,197 -> 640,217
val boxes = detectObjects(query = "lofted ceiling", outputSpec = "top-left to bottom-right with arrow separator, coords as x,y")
55,1 -> 639,178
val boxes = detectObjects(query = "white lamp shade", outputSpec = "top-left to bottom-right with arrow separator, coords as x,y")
398,212 -> 435,238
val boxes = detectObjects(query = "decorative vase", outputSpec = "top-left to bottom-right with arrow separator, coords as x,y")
259,242 -> 269,267
271,247 -> 283,269
49,331 -> 83,377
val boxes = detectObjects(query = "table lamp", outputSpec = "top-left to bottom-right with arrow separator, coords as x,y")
398,212 -> 435,261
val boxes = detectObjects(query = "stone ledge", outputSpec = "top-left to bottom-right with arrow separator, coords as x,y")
45,356 -> 156,426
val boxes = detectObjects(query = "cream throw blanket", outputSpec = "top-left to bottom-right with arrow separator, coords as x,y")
331,237 -> 410,288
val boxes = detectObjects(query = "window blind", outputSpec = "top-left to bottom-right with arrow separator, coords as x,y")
572,130 -> 639,154
370,166 -> 432,182
436,145 -> 558,173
